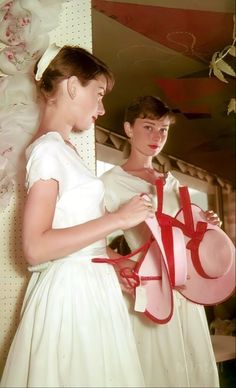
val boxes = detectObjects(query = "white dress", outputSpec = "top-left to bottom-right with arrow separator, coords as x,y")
0,133 -> 145,388
101,165 -> 219,388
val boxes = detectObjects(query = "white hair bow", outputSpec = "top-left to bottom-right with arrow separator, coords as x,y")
35,43 -> 61,81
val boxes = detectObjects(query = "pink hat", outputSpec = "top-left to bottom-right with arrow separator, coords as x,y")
174,187 -> 235,304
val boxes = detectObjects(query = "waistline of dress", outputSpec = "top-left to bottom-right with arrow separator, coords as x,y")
28,248 -> 108,273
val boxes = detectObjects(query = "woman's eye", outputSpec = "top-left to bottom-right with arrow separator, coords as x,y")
145,126 -> 153,131
161,127 -> 168,133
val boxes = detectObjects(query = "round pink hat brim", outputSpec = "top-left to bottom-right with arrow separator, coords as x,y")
176,205 -> 236,304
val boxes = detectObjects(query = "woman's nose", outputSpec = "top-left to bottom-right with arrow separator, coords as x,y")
153,129 -> 161,140
98,101 -> 105,116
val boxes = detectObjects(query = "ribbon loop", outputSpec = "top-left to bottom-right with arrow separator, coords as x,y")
186,221 -> 208,251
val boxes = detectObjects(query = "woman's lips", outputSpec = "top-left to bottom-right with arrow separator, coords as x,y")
149,144 -> 159,149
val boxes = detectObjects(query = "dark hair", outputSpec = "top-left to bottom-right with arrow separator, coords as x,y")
124,95 -> 175,125
35,45 -> 114,98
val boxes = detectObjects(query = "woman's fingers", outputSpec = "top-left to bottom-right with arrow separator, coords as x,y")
140,193 -> 153,210
205,210 -> 222,227
118,195 -> 155,230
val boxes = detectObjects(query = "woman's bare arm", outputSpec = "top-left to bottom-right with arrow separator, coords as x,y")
23,179 -> 154,265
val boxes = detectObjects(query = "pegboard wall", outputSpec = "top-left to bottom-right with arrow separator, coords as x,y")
0,0 -> 94,377
50,0 -> 95,172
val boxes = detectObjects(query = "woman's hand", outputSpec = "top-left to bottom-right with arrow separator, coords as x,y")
204,210 -> 222,227
106,246 -> 137,295
115,195 -> 155,230
116,260 -> 137,296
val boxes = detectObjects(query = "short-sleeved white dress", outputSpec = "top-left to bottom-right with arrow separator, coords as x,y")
101,166 -> 219,388
0,133 -> 145,388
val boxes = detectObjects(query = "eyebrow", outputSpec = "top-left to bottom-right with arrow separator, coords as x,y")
142,119 -> 169,126
142,120 -> 156,124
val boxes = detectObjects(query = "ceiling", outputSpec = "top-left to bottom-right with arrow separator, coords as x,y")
91,0 -> 236,187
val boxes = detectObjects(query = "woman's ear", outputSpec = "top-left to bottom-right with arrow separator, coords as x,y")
67,76 -> 78,99
124,121 -> 133,139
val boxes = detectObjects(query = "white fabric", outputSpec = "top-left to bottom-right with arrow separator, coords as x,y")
101,165 -> 219,388
0,133 -> 145,388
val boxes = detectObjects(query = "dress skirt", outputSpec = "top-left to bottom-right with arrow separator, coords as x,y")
124,290 -> 219,387
1,254 -> 145,388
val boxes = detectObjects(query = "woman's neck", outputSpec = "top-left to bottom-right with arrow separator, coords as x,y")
36,102 -> 72,138
122,153 -> 153,171
121,154 -> 167,185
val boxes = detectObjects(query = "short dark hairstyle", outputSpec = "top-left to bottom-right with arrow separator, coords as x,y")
124,95 -> 175,125
35,45 -> 114,98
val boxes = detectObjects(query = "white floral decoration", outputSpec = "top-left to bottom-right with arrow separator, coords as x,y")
0,0 -> 69,210
0,154 -> 14,210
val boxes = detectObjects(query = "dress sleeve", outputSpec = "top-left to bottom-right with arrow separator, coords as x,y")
101,170 -> 121,212
25,141 -> 65,194
167,172 -> 180,192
